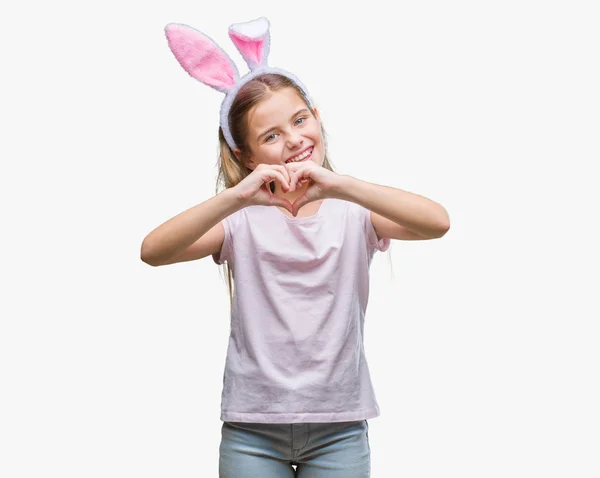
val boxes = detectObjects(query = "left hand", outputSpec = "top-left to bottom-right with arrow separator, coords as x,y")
284,161 -> 342,216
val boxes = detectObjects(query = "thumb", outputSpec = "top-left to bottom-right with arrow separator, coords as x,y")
270,196 -> 294,214
291,195 -> 311,217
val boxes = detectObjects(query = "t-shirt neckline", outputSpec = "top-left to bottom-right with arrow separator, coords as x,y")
273,198 -> 330,223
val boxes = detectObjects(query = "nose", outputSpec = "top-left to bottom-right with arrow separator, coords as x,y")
285,131 -> 303,149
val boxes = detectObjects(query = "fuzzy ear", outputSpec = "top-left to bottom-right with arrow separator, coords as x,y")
228,17 -> 270,70
165,23 -> 239,93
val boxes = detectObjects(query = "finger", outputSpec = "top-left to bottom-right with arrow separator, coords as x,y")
289,171 -> 298,192
270,196 -> 294,214
264,170 -> 290,192
289,164 -> 310,190
292,195 -> 310,217
272,164 -> 291,185
292,171 -> 310,191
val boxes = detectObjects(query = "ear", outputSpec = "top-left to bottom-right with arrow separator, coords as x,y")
313,107 -> 319,118
234,148 -> 256,170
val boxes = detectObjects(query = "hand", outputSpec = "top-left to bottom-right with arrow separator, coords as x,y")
232,164 -> 294,214
285,161 -> 341,216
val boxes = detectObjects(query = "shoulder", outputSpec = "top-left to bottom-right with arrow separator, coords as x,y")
328,199 -> 391,251
327,198 -> 367,220
223,204 -> 260,226
326,198 -> 358,213
222,204 -> 275,238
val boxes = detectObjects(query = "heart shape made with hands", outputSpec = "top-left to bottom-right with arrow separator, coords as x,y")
268,161 -> 310,191
280,161 -> 324,216
264,160 -> 331,216
269,178 -> 312,205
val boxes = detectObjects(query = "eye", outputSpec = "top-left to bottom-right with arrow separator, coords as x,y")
265,133 -> 278,142
295,117 -> 306,125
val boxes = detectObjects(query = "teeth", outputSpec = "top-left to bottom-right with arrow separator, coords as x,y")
287,147 -> 313,163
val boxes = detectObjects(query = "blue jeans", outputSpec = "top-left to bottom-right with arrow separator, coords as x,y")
219,419 -> 371,477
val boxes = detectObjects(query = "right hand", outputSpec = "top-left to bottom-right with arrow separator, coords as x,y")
232,164 -> 294,213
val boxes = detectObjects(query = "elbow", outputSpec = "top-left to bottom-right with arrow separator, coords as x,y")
140,252 -> 158,267
140,240 -> 161,267
435,221 -> 450,238
431,210 -> 450,238
141,254 -> 159,267
423,223 -> 449,240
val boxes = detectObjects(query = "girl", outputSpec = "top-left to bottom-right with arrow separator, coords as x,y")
141,18 -> 449,477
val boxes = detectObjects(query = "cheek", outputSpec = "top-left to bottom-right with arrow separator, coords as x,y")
311,145 -> 325,166
259,147 -> 282,164
310,126 -> 323,143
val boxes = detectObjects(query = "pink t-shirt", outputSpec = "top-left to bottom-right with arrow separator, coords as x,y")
213,198 -> 390,423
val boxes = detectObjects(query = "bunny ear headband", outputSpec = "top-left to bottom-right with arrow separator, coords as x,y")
164,17 -> 313,151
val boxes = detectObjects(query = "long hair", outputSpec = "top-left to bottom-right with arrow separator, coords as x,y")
214,73 -> 336,306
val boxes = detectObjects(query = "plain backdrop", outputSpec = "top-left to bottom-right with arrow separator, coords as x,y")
1,0 -> 599,477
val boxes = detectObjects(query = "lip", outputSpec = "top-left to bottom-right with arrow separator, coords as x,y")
285,146 -> 314,163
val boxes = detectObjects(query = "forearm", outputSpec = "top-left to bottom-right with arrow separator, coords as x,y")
140,188 -> 245,265
331,175 -> 450,238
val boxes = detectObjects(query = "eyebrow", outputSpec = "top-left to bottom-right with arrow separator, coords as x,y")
257,108 -> 310,141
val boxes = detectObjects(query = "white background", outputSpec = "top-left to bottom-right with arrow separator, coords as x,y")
1,0 -> 599,476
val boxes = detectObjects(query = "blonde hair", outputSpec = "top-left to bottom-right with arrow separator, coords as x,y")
214,73 -> 336,305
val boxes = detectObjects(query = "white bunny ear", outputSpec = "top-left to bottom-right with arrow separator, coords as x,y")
165,23 -> 240,93
228,17 -> 271,70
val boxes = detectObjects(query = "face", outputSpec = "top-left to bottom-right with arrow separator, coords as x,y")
237,87 -> 324,170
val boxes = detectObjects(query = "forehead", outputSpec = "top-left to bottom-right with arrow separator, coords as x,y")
247,88 -> 306,132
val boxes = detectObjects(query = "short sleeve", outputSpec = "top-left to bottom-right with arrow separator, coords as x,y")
363,207 -> 391,252
212,213 -> 235,265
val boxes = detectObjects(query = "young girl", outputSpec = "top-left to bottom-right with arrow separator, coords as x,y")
141,17 -> 449,477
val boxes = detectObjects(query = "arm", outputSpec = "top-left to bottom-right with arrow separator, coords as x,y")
140,188 -> 245,267
330,175 -> 450,240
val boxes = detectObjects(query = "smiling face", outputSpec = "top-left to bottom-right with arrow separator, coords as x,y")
237,87 -> 324,170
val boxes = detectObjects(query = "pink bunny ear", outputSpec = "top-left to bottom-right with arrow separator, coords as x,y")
165,23 -> 239,93
228,17 -> 271,70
